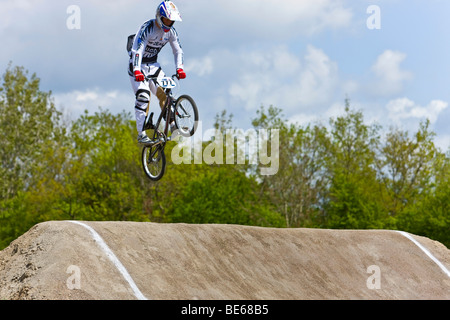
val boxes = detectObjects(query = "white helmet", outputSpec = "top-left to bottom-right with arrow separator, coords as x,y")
156,1 -> 182,32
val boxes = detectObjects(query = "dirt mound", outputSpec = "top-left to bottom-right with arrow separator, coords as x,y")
0,221 -> 449,300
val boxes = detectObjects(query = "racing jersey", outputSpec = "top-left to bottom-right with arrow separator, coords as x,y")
129,19 -> 184,73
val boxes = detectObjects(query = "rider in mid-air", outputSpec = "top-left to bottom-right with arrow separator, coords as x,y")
128,0 -> 186,145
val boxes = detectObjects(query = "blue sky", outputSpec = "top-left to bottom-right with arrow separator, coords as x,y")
1,0 -> 449,151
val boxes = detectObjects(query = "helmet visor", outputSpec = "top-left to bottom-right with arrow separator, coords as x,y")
161,16 -> 174,28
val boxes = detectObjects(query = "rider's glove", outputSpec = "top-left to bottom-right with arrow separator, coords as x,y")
177,68 -> 186,79
134,70 -> 145,82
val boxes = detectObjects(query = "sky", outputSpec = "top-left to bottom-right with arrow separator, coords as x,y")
1,0 -> 449,151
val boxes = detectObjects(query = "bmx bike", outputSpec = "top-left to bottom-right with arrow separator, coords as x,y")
141,74 -> 198,181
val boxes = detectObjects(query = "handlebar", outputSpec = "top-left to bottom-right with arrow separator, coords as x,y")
145,74 -> 179,81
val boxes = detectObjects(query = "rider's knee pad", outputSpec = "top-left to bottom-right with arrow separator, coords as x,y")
136,89 -> 150,104
135,89 -> 151,111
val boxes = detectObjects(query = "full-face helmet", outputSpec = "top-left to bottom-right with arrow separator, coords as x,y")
156,1 -> 182,32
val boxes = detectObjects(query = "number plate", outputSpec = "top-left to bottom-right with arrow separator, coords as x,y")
157,77 -> 177,89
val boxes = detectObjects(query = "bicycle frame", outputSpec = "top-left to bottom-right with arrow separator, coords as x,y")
144,74 -> 179,146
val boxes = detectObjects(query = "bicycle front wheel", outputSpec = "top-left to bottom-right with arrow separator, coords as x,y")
174,95 -> 199,137
142,144 -> 166,181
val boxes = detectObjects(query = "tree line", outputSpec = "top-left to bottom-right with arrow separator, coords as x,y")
1,64 -> 448,249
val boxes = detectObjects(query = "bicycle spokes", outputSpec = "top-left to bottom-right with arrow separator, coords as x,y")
177,105 -> 190,118
142,145 -> 166,181
174,95 -> 199,137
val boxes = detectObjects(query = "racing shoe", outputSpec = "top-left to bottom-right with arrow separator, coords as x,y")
137,132 -> 154,146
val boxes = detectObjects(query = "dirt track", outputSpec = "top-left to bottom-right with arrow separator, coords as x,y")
0,221 -> 449,300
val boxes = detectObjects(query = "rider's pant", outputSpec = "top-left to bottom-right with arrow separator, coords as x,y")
129,62 -> 167,133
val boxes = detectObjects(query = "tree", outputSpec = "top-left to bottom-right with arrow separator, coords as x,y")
394,145 -> 449,247
419,153 -> 450,246
166,163 -> 284,226
251,106 -> 330,227
323,101 -> 386,229
376,120 -> 438,217
0,63 -> 63,200
0,64 -> 65,247
65,109 -> 147,221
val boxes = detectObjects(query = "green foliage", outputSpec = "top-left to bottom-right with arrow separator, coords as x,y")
67,109 -> 147,221
0,64 -> 65,248
250,102 -> 448,247
324,102 -> 387,229
395,152 -> 450,244
167,165 -> 284,227
1,65 -> 449,250
0,63 -> 63,199
251,106 -> 330,227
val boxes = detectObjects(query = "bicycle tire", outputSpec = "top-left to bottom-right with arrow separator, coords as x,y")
174,95 -> 199,137
142,144 -> 166,181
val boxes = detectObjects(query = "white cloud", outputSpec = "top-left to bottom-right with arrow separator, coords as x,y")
298,45 -> 339,106
0,0 -> 45,29
434,134 -> 450,152
386,98 -> 448,124
185,56 -> 213,77
226,45 -> 339,112
75,91 -> 99,102
183,0 -> 353,38
287,113 -> 320,127
287,101 -> 348,127
53,89 -> 134,120
184,44 -> 342,128
370,50 -> 413,96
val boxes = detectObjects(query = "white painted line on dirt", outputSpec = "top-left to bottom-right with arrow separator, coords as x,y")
396,231 -> 450,278
69,221 -> 148,300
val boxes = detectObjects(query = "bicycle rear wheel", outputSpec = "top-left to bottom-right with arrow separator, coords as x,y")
174,95 -> 199,137
142,144 -> 166,181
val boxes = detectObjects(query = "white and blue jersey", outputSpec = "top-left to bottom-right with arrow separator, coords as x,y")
128,19 -> 184,75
